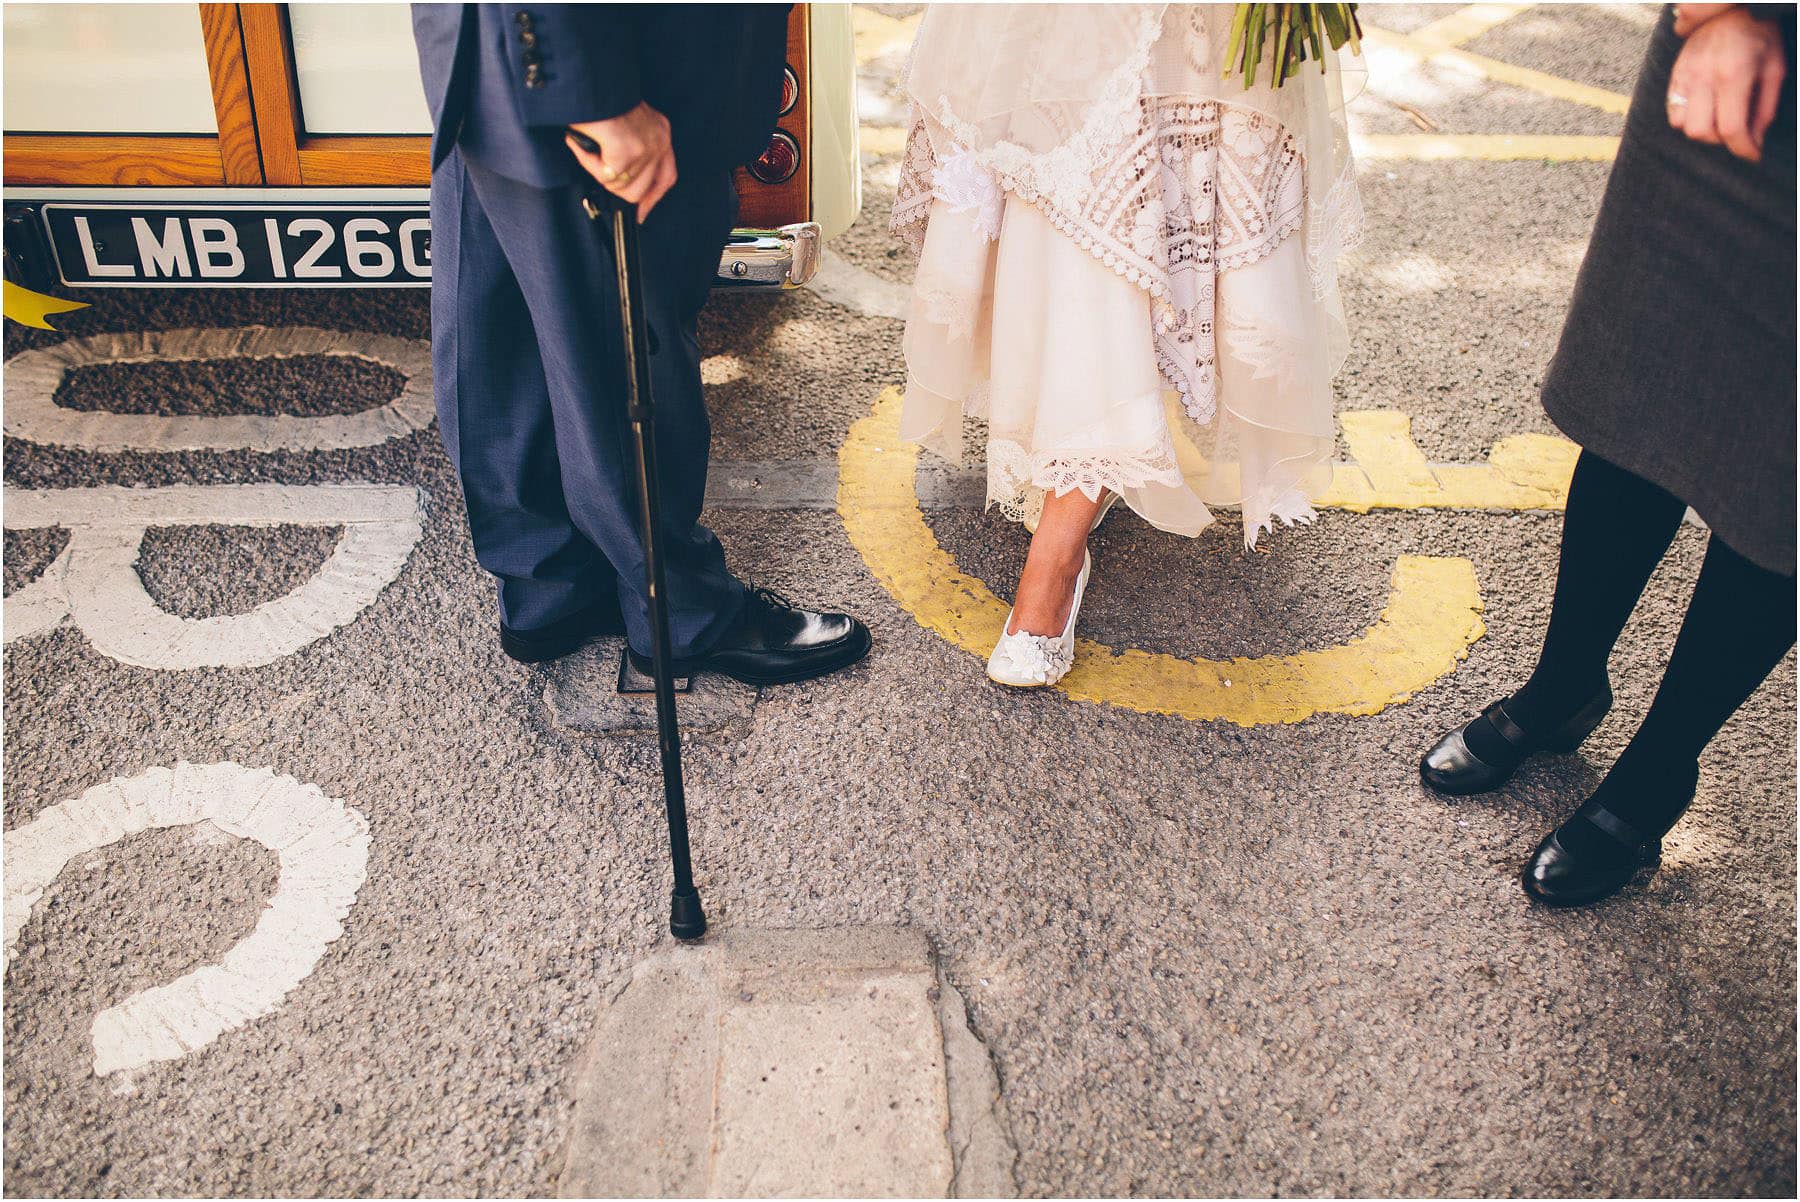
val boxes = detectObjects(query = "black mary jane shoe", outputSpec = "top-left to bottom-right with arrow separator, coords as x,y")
1419,687 -> 1612,796
499,596 -> 627,664
1521,803 -> 1662,909
628,585 -> 872,687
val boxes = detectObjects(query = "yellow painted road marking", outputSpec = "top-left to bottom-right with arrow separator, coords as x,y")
1409,3 -> 1537,49
838,388 -> 1489,726
1362,25 -> 1631,114
1322,411 -> 1579,512
1340,410 -> 1440,495
1353,133 -> 1618,161
3,281 -> 89,331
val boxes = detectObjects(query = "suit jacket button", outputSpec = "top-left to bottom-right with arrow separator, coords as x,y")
520,29 -> 537,47
514,10 -> 532,27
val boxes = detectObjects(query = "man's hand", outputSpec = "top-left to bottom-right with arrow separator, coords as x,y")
1673,4 -> 1739,39
565,102 -> 678,221
1667,5 -> 1787,161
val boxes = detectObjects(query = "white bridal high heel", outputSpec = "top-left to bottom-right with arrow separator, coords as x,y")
991,492 -> 1116,687
987,550 -> 1091,688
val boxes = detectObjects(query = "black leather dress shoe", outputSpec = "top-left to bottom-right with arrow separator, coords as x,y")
1419,687 -> 1611,796
629,586 -> 871,686
1522,803 -> 1661,908
499,596 -> 626,664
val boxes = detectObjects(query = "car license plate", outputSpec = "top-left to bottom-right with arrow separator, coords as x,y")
40,203 -> 431,288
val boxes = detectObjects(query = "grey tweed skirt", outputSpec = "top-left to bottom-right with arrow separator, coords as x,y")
1541,6 -> 1796,576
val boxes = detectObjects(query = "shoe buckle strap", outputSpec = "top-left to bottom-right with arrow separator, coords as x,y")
1583,804 -> 1650,850
1481,700 -> 1531,750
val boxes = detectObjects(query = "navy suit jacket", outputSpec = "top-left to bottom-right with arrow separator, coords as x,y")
412,3 -> 791,188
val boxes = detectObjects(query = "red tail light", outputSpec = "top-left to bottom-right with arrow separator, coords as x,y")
779,65 -> 799,117
749,130 -> 800,185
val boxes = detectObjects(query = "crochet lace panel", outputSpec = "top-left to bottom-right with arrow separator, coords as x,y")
893,94 -> 1350,428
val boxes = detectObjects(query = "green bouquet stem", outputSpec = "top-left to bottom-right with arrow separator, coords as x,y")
1225,3 -> 1363,89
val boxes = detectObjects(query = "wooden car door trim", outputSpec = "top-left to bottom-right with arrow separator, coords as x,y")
203,3 -> 263,185
238,2 -> 304,185
239,3 -> 432,187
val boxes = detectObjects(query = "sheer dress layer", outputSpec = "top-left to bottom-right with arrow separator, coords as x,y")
892,3 -> 1362,545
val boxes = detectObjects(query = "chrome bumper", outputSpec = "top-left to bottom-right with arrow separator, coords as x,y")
715,221 -> 821,288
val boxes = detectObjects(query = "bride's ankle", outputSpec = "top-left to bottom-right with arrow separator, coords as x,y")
1008,555 -> 1086,635
1023,539 -> 1089,578
1019,551 -> 1085,592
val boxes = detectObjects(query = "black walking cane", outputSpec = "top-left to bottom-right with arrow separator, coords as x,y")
577,167 -> 706,942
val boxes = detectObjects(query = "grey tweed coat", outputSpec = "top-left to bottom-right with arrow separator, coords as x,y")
1541,6 -> 1796,576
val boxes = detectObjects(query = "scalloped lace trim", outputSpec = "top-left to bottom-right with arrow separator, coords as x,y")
986,435 -> 1184,526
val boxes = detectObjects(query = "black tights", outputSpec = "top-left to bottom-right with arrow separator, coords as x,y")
1488,451 -> 1796,840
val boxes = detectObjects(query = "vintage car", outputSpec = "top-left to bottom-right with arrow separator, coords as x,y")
1,2 -> 859,296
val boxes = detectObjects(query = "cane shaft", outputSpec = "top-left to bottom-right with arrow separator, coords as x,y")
597,195 -> 702,933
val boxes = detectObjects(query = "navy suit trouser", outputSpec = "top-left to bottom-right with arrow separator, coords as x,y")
430,145 -> 747,657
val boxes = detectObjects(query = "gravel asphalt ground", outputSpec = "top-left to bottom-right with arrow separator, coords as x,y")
4,5 -> 1793,1196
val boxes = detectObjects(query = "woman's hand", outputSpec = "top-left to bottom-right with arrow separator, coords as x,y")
565,102 -> 678,221
1666,5 -> 1787,161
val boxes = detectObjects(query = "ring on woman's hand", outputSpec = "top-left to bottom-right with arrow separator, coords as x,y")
1667,91 -> 1690,108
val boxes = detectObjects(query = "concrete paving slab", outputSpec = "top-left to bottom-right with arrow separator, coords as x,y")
713,975 -> 948,1196
557,927 -> 1015,1198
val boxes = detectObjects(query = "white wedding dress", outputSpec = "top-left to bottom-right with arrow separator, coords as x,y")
892,3 -> 1362,547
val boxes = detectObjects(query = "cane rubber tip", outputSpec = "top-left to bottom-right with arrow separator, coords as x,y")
670,887 -> 707,941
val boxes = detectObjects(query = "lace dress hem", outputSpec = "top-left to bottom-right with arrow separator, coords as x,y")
893,3 -> 1359,551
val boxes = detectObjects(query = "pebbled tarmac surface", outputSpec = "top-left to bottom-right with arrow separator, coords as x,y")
4,5 -> 1794,1197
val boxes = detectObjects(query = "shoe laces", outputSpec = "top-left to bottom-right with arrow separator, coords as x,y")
747,584 -> 797,614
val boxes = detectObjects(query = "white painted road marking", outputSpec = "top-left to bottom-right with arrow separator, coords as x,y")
3,484 -> 425,669
3,762 -> 370,1077
3,326 -> 434,453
